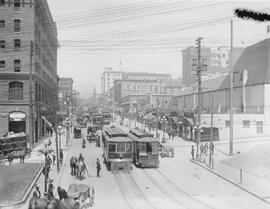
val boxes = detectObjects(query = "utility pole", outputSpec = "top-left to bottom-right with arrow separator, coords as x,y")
195,37 -> 203,158
229,20 -> 234,156
209,93 -> 214,167
29,41 -> 34,149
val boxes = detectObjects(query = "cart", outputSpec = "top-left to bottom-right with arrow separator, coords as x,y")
160,144 -> 175,158
67,184 -> 92,209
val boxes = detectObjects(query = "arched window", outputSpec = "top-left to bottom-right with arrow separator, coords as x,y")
9,81 -> 23,100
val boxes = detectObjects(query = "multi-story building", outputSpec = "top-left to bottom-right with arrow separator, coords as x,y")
0,0 -> 58,146
101,68 -> 172,96
182,46 -> 211,86
173,38 -> 270,140
101,67 -> 123,95
182,46 -> 244,86
58,77 -> 73,119
114,79 -> 167,111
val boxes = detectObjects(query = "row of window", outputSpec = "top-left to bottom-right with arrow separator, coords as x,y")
0,19 -> 21,31
225,120 -> 263,128
0,39 -> 21,50
0,59 -> 21,71
0,0 -> 33,8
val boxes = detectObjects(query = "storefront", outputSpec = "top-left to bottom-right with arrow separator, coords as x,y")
9,111 -> 26,133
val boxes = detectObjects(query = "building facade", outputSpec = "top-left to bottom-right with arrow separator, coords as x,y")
0,0 -> 58,147
174,39 -> 270,140
182,46 -> 211,86
101,67 -> 123,95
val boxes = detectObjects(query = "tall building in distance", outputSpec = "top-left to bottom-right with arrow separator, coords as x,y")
58,77 -> 73,119
182,46 -> 211,86
182,45 -> 244,86
0,0 -> 58,146
101,67 -> 123,95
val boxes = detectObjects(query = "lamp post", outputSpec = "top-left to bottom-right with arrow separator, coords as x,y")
57,125 -> 62,156
193,122 -> 203,160
38,144 -> 53,193
161,116 -> 167,143
65,118 -> 71,147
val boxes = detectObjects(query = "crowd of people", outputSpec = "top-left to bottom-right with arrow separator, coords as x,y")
191,142 -> 215,161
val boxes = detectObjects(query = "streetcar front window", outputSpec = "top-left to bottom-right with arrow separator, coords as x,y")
109,144 -> 116,152
140,143 -> 147,155
146,142 -> 152,153
117,142 -> 125,152
126,142 -> 132,152
152,142 -> 159,154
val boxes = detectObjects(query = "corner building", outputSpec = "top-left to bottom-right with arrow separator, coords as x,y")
0,0 -> 58,146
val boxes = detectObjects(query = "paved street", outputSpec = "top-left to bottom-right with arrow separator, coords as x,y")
52,126 -> 270,209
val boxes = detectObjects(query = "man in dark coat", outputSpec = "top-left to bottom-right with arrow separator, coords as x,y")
96,158 -> 101,177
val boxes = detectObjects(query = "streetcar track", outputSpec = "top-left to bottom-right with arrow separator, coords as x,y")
114,172 -> 134,209
155,168 -> 216,209
114,171 -> 156,209
141,168 -> 189,209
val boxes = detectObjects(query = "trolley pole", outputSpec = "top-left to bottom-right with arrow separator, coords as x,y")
209,93 -> 214,168
29,41 -> 34,149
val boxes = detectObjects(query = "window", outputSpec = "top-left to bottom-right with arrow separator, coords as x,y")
108,144 -> 116,152
14,0 -> 20,8
152,142 -> 159,154
0,20 -> 5,28
140,143 -> 146,155
0,60 -> 5,68
14,39 -> 21,50
14,59 -> 21,72
126,143 -> 132,152
9,81 -> 23,100
225,120 -> 230,128
243,120 -> 250,128
0,40 -> 5,48
117,142 -> 125,152
0,0 -> 5,6
256,121 -> 263,134
14,19 -> 21,32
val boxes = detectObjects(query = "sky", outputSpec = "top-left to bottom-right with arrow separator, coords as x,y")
46,0 -> 270,98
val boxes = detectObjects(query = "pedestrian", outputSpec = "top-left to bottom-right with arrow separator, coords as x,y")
210,143 -> 214,155
191,145 -> 194,160
60,149 -> 63,166
200,143 -> 204,155
90,186 -> 95,206
205,143 -> 209,155
33,185 -> 41,199
96,158 -> 101,177
8,153 -> 13,165
70,156 -> 74,175
52,153 -> 56,165
47,179 -> 54,200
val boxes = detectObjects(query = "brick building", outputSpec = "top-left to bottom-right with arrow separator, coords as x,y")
0,0 -> 58,147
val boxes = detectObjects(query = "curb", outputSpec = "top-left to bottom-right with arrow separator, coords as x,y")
0,163 -> 44,208
191,159 -> 270,205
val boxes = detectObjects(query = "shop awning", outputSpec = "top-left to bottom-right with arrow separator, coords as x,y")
42,116 -> 52,127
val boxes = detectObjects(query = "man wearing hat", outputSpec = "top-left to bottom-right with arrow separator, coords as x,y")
33,184 -> 41,199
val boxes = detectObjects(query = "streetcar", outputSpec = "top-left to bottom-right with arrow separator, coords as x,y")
128,128 -> 159,168
92,113 -> 103,130
102,112 -> 111,125
102,126 -> 133,171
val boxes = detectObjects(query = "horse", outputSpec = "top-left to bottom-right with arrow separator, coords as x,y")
76,160 -> 85,178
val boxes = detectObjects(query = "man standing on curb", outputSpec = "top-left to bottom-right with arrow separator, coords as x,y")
96,158 -> 101,177
191,145 -> 194,160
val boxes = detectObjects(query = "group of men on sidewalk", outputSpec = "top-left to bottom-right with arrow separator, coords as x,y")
191,142 -> 214,160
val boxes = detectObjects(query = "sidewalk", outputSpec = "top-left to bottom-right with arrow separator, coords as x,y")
1,131 -> 73,209
191,151 -> 270,205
